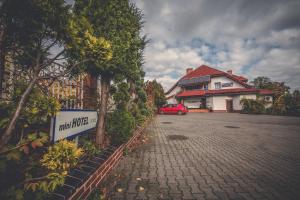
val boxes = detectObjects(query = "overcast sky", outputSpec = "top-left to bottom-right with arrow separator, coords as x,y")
131,0 -> 300,91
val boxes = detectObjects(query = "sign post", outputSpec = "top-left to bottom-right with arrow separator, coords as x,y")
50,110 -> 98,143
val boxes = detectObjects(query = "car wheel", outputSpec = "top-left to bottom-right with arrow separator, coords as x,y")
160,110 -> 164,114
178,111 -> 182,115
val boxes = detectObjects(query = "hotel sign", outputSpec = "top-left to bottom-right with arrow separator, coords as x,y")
221,82 -> 233,88
50,110 -> 98,142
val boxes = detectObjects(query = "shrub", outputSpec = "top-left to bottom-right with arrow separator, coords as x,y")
106,109 -> 135,144
81,140 -> 100,157
25,140 -> 84,193
240,99 -> 265,114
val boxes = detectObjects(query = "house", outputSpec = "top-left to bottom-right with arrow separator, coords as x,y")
165,65 -> 273,112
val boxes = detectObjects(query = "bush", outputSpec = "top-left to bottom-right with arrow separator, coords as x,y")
241,99 -> 265,114
106,109 -> 135,144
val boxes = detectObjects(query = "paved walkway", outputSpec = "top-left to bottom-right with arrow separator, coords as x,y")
105,113 -> 300,200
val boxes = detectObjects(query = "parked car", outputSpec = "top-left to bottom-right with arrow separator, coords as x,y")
159,104 -> 188,115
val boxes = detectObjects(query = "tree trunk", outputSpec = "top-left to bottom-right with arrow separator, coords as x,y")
0,47 -> 4,99
0,29 -> 5,99
95,76 -> 110,148
0,77 -> 37,151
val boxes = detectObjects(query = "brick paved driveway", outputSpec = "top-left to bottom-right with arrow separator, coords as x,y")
105,113 -> 300,200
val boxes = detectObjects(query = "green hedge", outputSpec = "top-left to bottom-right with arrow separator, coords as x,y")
106,109 -> 135,144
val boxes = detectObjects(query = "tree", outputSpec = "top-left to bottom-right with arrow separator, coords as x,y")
251,76 -> 272,89
252,76 -> 290,99
272,90 -> 300,116
144,80 -> 166,109
0,0 -> 112,151
74,0 -> 146,148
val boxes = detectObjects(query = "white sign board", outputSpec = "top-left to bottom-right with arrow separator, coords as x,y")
50,110 -> 98,142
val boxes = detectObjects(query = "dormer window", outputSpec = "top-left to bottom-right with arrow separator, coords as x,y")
215,82 -> 221,89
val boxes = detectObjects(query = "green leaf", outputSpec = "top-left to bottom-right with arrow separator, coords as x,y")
27,133 -> 37,141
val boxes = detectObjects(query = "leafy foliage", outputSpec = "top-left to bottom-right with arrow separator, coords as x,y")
252,76 -> 290,99
81,139 -> 101,157
0,132 -> 49,199
106,109 -> 135,144
25,140 -> 84,193
240,99 -> 265,114
251,76 -> 300,116
144,80 -> 166,109
40,140 -> 83,172
113,82 -> 131,110
66,15 -> 112,69
272,90 -> 300,116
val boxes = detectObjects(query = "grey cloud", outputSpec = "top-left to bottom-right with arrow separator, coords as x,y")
132,0 -> 300,90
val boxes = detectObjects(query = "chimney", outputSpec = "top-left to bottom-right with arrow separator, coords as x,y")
227,70 -> 232,75
186,68 -> 193,74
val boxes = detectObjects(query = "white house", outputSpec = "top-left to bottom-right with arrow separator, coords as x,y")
165,65 -> 273,112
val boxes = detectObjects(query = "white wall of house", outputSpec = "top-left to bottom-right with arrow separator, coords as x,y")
233,96 -> 241,110
166,85 -> 181,104
166,86 -> 181,99
211,94 -> 258,111
212,96 -> 232,110
209,76 -> 244,90
183,98 -> 202,108
166,97 -> 178,104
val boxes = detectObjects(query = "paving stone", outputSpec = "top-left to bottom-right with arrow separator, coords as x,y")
103,114 -> 300,200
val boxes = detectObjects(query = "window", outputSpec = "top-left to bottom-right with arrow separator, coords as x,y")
185,85 -> 201,90
204,84 -> 208,90
215,82 -> 221,89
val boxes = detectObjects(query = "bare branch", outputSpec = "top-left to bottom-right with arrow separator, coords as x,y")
42,38 -> 59,54
38,59 -> 90,81
39,49 -> 65,70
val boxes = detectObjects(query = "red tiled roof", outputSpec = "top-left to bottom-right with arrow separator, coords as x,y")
181,65 -> 224,80
231,74 -> 248,82
180,65 -> 251,88
258,89 -> 274,95
176,88 -> 259,97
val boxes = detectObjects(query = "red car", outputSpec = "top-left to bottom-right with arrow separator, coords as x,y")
159,104 -> 188,115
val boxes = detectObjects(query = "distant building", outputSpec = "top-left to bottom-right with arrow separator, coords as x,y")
48,74 -> 98,109
1,62 -> 98,109
165,65 -> 273,112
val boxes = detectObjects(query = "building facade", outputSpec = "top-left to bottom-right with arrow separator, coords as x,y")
165,65 -> 273,112
48,74 -> 98,109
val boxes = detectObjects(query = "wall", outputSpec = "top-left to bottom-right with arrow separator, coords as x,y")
209,76 -> 244,90
166,86 -> 181,98
166,86 -> 181,104
212,96 -> 231,110
183,98 -> 202,109
166,97 -> 177,104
